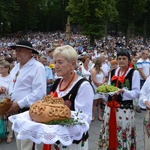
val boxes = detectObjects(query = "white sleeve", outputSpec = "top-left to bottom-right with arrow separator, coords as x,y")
74,81 -> 94,124
122,70 -> 140,100
18,65 -> 46,108
139,77 -> 150,109
136,61 -> 142,69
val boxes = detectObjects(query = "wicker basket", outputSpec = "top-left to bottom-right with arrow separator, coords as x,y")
0,98 -> 12,115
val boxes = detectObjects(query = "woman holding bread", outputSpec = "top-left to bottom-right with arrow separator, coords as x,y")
49,45 -> 94,150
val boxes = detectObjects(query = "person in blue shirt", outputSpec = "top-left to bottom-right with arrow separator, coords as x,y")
40,56 -> 53,94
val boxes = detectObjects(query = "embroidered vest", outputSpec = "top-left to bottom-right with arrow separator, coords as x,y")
109,68 -> 135,109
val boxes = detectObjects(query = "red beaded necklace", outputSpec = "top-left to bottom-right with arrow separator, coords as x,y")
59,72 -> 75,91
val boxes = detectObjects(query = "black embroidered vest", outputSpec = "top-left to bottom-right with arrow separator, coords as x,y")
51,78 -> 88,111
109,68 -> 135,109
51,78 -> 90,144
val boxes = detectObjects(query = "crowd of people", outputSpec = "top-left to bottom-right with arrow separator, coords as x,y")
0,31 -> 150,150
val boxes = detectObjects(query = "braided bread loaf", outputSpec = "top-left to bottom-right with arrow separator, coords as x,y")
29,95 -> 71,123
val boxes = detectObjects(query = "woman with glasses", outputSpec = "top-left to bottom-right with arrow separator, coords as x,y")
0,60 -> 13,143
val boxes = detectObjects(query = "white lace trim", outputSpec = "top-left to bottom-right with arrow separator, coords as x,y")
9,111 -> 89,146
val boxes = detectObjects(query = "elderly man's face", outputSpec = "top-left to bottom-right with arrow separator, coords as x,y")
41,58 -> 47,66
15,47 -> 32,65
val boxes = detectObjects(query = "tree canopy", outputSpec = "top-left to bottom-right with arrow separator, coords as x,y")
66,0 -> 118,45
0,0 -> 150,46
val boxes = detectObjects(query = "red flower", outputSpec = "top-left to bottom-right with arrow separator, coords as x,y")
117,125 -> 122,130
122,131 -> 127,140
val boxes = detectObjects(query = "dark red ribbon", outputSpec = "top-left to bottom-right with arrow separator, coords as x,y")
108,67 -> 129,149
107,99 -> 120,150
50,91 -> 58,97
43,144 -> 51,150
111,76 -> 125,84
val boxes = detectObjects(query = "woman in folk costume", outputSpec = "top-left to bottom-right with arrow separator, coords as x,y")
43,45 -> 94,150
139,77 -> 150,150
97,50 -> 140,150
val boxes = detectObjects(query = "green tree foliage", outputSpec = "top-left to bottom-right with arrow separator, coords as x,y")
67,0 -> 117,45
0,0 -> 68,34
14,0 -> 41,31
0,0 -> 150,45
0,0 -> 19,33
136,0 -> 150,44
117,0 -> 147,45
37,0 -> 67,31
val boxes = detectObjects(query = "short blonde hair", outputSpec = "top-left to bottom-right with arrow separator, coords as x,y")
53,45 -> 78,63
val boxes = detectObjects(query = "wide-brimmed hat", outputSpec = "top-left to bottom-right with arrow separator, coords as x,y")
10,40 -> 39,55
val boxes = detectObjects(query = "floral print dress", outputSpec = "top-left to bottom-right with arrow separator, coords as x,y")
98,106 -> 136,150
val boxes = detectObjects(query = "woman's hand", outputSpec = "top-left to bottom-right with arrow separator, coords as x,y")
145,100 -> 150,110
97,82 -> 102,86
7,102 -> 20,115
0,86 -> 6,94
117,89 -> 124,94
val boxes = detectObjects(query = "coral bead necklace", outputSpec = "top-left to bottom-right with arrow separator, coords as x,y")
59,72 -> 75,91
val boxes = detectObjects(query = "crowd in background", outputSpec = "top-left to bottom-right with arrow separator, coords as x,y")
0,31 -> 150,149
0,31 -> 150,112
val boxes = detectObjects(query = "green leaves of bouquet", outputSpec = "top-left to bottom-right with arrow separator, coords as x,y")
46,110 -> 85,126
122,79 -> 130,89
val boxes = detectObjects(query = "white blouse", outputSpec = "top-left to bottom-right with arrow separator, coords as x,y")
108,67 -> 140,101
80,65 -> 91,80
56,76 -> 94,123
0,75 -> 11,98
139,76 -> 150,109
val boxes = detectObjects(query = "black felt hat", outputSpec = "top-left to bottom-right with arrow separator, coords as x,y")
10,40 -> 39,55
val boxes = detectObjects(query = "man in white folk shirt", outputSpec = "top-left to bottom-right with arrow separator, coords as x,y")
0,40 -> 46,150
137,50 -> 150,88
40,55 -> 53,95
139,76 -> 150,150
136,50 -> 150,112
